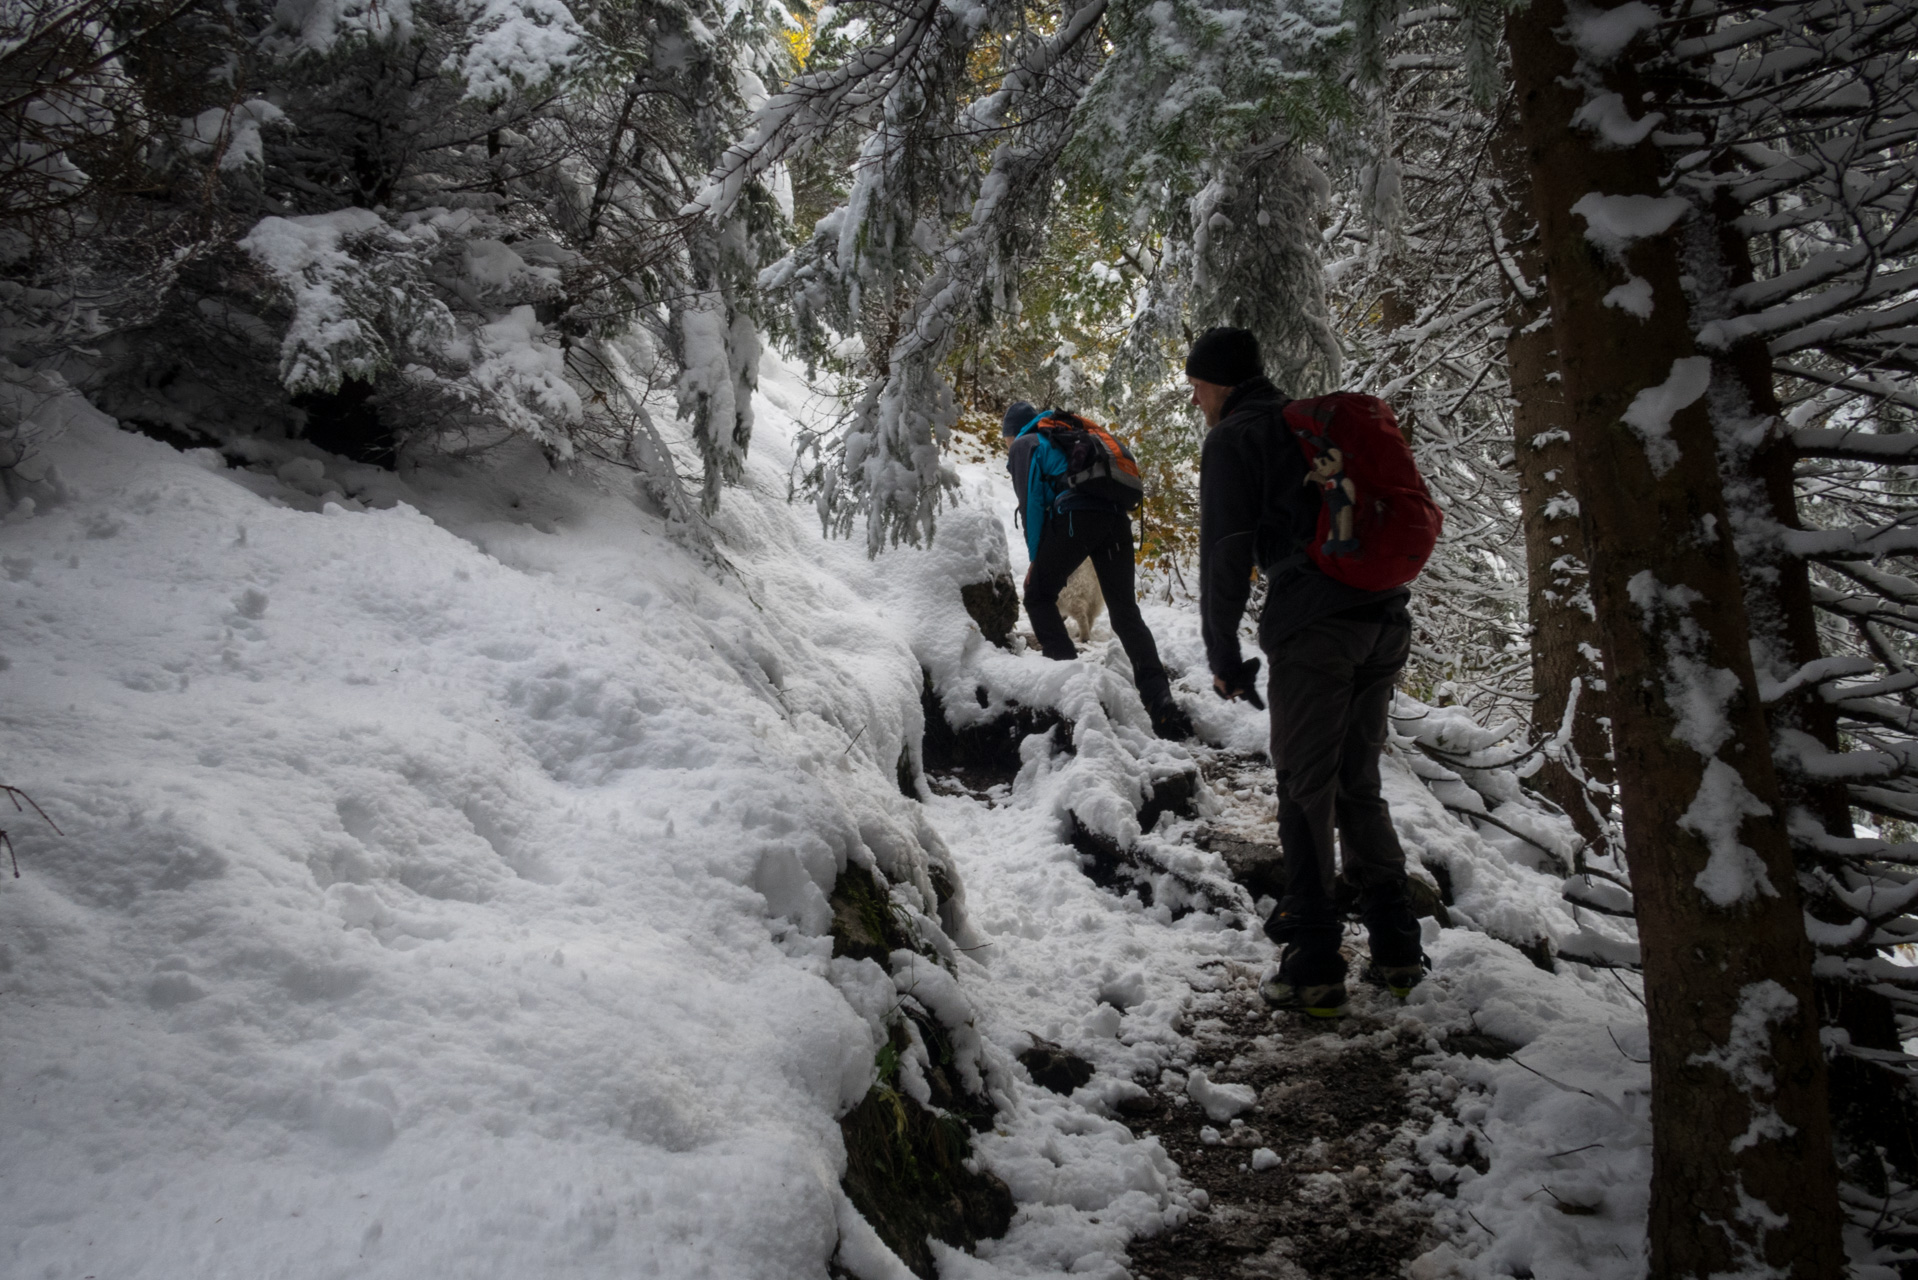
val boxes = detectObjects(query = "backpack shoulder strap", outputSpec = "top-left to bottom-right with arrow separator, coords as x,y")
1276,396 -> 1328,454
1023,436 -> 1066,560
1253,396 -> 1310,571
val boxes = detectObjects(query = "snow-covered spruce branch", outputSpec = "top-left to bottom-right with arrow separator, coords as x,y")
1711,217 -> 1918,322
1782,522 -> 1918,563
1827,697 -> 1918,740
1795,423 -> 1918,461
1656,1 -> 1918,388
1802,869 -> 1918,942
1818,561 -> 1918,612
839,46 -> 1100,549
758,0 -> 1109,550
1757,655 -> 1880,704
681,0 -> 949,223
1665,0 -> 1918,65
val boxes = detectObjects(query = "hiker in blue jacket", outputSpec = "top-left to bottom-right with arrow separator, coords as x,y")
1003,400 -> 1193,741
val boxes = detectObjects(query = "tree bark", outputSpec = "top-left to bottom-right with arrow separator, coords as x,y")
1507,2 -> 1843,1274
1689,186 -> 1918,1188
1492,110 -> 1613,848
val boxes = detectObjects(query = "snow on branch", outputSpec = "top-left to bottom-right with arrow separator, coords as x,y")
1781,522 -> 1918,563
771,0 -> 1111,549
682,0 -> 948,222
1757,655 -> 1876,705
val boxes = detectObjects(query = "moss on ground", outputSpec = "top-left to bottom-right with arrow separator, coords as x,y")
840,1073 -> 1012,1279
829,865 -> 1009,1276
829,864 -> 914,966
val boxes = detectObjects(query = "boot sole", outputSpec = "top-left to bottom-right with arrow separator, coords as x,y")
1377,973 -> 1423,999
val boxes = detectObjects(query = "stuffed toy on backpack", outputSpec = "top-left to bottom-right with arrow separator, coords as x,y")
1281,395 -> 1441,591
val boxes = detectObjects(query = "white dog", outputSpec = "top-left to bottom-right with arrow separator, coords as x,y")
1056,559 -> 1105,644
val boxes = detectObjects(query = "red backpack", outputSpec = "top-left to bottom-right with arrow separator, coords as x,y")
1281,394 -> 1442,592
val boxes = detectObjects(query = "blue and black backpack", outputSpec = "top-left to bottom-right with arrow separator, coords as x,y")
1014,410 -> 1144,557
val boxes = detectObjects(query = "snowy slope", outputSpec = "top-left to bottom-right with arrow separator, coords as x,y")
0,358 -> 979,1278
3,448 -> 791,1271
2,354 -> 1662,1280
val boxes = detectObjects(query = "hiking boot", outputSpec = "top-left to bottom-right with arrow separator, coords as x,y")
1367,962 -> 1424,999
1357,878 -> 1426,993
1260,971 -> 1348,1018
1148,698 -> 1194,741
1260,940 -> 1348,1018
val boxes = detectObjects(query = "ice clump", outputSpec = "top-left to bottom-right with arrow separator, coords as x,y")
1185,1069 -> 1257,1121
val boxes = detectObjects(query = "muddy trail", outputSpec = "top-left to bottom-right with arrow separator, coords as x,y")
914,661 -> 1478,1280
1117,751 -> 1453,1280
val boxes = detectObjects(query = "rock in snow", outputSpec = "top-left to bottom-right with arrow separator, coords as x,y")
1185,1069 -> 1258,1122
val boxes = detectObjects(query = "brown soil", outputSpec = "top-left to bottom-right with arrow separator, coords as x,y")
1120,961 -> 1442,1279
1116,746 -> 1443,1279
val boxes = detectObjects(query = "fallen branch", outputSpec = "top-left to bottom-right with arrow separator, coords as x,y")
1440,800 -> 1575,872
0,783 -> 61,878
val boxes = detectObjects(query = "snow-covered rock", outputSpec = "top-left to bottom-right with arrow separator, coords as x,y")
1184,1069 -> 1258,1122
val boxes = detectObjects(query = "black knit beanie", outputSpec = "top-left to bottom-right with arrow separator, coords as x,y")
1184,327 -> 1262,386
1002,400 -> 1039,436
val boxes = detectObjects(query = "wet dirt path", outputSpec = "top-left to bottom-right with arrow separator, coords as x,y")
1117,752 -> 1447,1280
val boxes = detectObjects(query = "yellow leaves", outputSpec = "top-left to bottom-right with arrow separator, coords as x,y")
783,7 -> 814,68
965,38 -> 1004,99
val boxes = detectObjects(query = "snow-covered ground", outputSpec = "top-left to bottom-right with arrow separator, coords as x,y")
2,354 -> 1658,1279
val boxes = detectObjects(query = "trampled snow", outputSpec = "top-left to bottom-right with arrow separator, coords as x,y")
3,352 -> 1666,1279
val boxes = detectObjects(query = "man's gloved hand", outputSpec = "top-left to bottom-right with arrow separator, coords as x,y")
1211,657 -> 1265,710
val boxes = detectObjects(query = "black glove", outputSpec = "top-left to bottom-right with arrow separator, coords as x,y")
1215,656 -> 1265,709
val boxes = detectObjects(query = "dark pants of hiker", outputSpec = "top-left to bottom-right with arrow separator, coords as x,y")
1024,509 -> 1173,707
1262,608 -> 1423,983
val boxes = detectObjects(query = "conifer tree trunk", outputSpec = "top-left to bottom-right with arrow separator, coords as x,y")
1507,2 -> 1842,1273
1687,197 -> 1851,837
1493,117 -> 1612,847
1690,188 -> 1918,1186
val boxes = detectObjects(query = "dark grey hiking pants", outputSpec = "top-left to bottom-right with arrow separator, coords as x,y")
1263,607 -> 1422,976
1025,510 -> 1173,707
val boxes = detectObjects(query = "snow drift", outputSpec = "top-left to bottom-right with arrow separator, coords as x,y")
0,357 -> 1019,1278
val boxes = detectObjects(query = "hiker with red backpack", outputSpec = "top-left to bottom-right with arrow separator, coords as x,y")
1003,400 -> 1194,741
1186,327 -> 1441,1017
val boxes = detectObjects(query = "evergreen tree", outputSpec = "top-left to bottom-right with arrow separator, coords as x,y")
0,0 -> 791,527
1507,0 -> 1843,1270
693,0 -> 1351,548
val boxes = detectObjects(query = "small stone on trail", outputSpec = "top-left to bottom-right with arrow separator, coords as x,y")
1185,1068 -> 1258,1121
1018,1038 -> 1095,1095
1222,1122 -> 1264,1148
